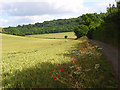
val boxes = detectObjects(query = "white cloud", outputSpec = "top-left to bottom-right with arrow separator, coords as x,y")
0,17 -> 8,26
82,0 -> 117,13
2,14 -> 79,27
1,0 -> 84,16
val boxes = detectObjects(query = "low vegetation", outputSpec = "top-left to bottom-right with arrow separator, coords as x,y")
2,33 -> 117,88
51,37 -> 117,88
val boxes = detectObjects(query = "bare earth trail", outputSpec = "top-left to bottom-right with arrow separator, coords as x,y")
91,40 -> 120,86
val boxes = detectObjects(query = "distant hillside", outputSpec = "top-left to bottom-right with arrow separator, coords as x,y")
2,12 -> 105,36
2,17 -> 82,36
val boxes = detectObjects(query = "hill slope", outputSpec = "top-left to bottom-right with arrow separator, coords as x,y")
2,33 -> 117,88
3,17 -> 82,36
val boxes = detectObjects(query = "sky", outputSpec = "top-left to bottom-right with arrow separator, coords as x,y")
0,0 -> 117,28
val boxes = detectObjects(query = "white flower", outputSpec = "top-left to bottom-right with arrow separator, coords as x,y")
86,52 -> 94,55
98,48 -> 103,50
84,69 -> 91,71
95,64 -> 100,69
74,71 -> 82,74
69,66 -> 74,69
90,53 -> 94,55
86,52 -> 91,55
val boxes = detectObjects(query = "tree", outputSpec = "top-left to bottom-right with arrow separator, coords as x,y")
73,24 -> 89,39
3,16 -> 80,35
9,27 -> 20,35
87,25 -> 95,39
64,36 -> 68,39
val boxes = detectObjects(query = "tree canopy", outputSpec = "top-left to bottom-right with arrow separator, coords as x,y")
3,18 -> 82,36
73,13 -> 104,39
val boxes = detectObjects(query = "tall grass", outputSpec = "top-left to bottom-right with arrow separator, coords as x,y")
2,33 -> 117,88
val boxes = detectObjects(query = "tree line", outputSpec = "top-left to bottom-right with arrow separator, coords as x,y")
73,13 -> 104,39
73,1 -> 119,47
2,1 -> 119,47
92,1 -> 120,47
2,18 -> 81,36
2,13 -> 104,37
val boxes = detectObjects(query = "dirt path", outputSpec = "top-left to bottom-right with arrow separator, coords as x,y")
91,40 -> 120,85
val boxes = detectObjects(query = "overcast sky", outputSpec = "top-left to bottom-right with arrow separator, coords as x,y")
0,0 -> 116,28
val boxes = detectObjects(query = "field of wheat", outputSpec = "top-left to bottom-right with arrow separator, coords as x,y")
2,32 -> 117,88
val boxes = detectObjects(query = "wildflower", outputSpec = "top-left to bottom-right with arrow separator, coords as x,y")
57,69 -> 58,71
74,71 -> 82,75
58,64 -> 60,65
69,66 -> 74,69
61,70 -> 63,71
95,64 -> 100,69
84,69 -> 91,72
63,64 -> 65,66
86,52 -> 90,55
71,60 -> 73,62
98,48 -> 103,50
86,52 -> 94,55
53,76 -> 56,79
57,76 -> 59,78
95,45 -> 98,48
90,52 -> 93,54
76,53 -> 79,55
76,60 -> 78,61
79,54 -> 83,56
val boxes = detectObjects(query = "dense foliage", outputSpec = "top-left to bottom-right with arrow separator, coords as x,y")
2,18 -> 81,36
92,1 -> 120,47
74,1 -> 119,47
74,24 -> 89,39
73,13 -> 104,39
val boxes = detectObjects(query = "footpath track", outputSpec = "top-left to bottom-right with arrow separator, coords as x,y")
91,40 -> 120,87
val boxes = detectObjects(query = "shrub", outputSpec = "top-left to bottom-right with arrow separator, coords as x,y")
73,24 -> 89,39
64,35 -> 68,39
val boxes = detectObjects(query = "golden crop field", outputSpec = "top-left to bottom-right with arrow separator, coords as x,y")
26,32 -> 76,39
2,32 -> 80,88
2,32 -> 117,88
